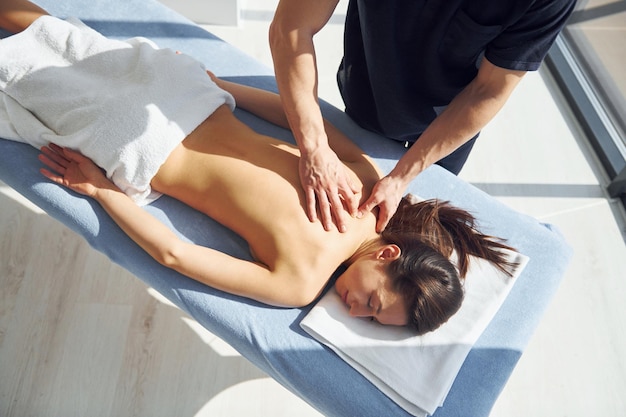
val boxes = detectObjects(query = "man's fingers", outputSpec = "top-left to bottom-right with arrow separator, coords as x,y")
357,196 -> 378,218
375,210 -> 390,233
305,187 -> 318,223
337,179 -> 360,217
342,190 -> 359,217
316,190 -> 333,231
328,193 -> 347,233
375,199 -> 399,233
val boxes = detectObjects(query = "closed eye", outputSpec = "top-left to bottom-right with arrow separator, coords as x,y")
369,294 -> 382,317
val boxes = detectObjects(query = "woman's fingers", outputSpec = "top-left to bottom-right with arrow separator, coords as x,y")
57,144 -> 88,162
39,143 -> 91,171
41,144 -> 69,165
38,151 -> 66,175
38,144 -> 80,181
39,167 -> 62,183
39,159 -> 69,188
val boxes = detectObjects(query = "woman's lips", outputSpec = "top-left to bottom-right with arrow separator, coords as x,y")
342,291 -> 348,305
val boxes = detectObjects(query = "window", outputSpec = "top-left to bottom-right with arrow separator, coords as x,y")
546,0 -> 626,207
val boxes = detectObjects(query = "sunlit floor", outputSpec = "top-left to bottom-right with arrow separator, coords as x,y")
1,1 -> 625,416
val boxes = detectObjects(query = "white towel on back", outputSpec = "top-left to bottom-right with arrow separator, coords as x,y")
0,16 -> 234,204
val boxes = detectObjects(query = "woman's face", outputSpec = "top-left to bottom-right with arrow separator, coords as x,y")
334,248 -> 408,326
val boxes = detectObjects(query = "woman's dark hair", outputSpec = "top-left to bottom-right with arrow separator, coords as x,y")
381,197 -> 518,335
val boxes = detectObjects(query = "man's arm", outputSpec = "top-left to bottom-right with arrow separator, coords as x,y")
270,0 -> 360,233
359,58 -> 527,232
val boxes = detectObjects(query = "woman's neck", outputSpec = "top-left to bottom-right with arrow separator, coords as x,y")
347,234 -> 381,266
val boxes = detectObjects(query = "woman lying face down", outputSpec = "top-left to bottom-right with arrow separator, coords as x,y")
334,196 -> 516,333
1,1 -> 517,335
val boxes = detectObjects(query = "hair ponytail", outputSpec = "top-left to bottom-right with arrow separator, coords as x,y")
380,196 -> 518,334
383,197 -> 517,278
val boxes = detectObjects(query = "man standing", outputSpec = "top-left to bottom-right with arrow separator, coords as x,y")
269,0 -> 575,232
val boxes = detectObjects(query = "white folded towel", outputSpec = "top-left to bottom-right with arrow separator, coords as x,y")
0,16 -> 234,204
301,248 -> 528,416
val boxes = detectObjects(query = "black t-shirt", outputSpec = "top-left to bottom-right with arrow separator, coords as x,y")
337,0 -> 576,141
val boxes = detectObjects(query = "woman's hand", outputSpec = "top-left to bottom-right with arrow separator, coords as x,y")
205,69 -> 219,83
39,143 -> 115,198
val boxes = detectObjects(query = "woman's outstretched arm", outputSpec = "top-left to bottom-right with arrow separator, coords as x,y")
213,74 -> 376,167
39,144 -> 316,307
0,0 -> 49,33
211,74 -> 291,129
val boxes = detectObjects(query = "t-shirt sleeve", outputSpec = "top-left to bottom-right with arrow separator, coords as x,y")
486,0 -> 576,71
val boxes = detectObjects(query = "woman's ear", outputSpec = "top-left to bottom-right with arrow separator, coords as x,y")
376,244 -> 401,261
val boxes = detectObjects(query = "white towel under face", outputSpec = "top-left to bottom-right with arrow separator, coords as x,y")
0,16 -> 234,205
301,248 -> 528,416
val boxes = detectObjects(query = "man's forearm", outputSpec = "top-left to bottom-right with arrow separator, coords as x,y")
390,59 -> 526,185
269,0 -> 339,153
269,25 -> 328,153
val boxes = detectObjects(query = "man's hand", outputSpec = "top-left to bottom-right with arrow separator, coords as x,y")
300,146 -> 360,233
358,175 -> 406,233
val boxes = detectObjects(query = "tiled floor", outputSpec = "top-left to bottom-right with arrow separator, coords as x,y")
1,1 -> 625,416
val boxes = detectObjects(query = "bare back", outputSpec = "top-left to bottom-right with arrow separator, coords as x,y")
152,105 -> 381,290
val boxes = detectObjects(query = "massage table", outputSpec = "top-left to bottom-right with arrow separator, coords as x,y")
0,0 -> 572,415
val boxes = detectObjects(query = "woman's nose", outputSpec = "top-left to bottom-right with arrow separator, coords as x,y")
349,303 -> 369,317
